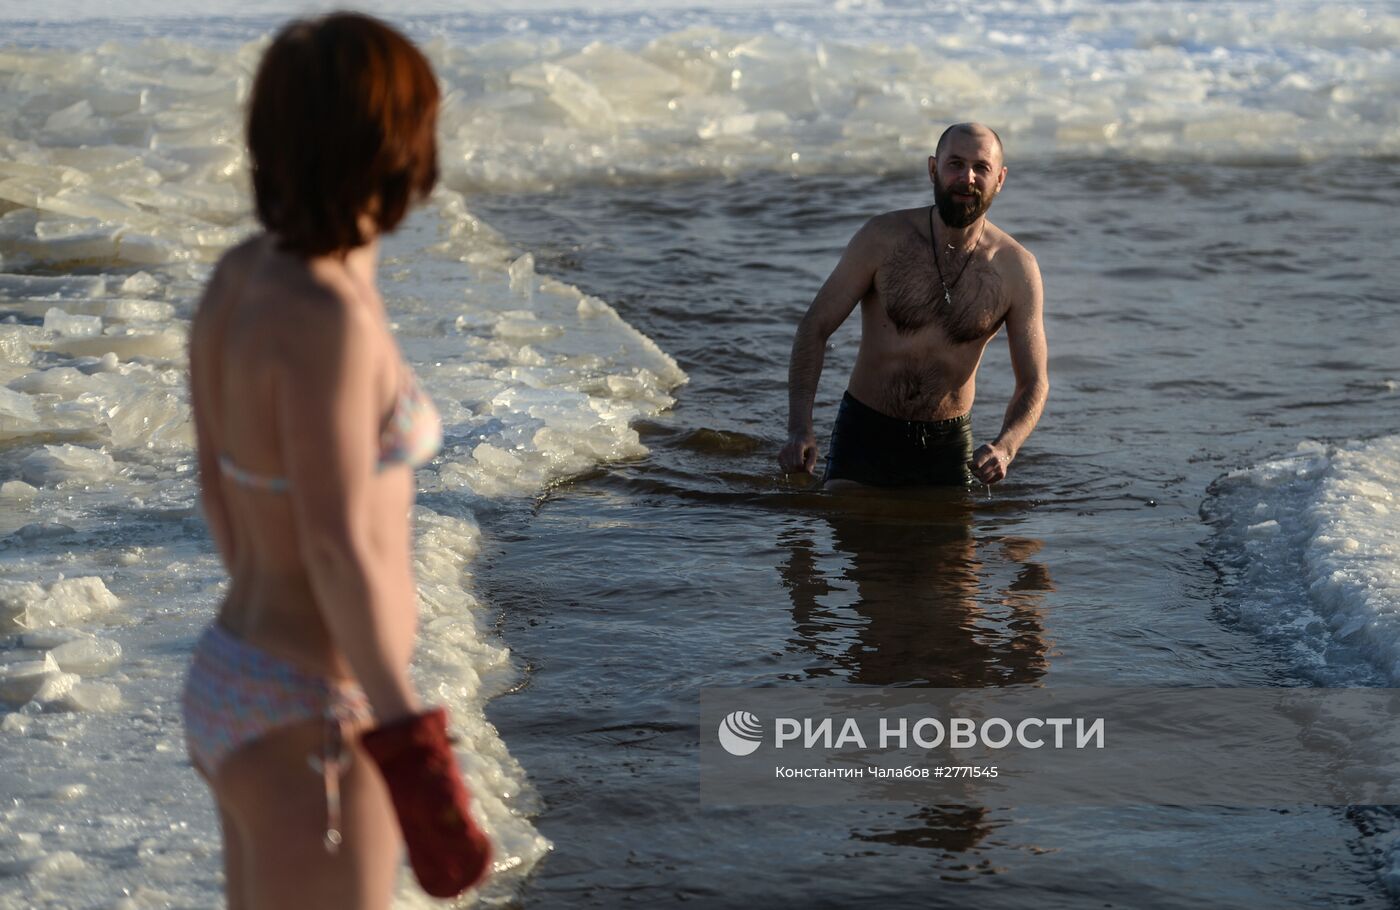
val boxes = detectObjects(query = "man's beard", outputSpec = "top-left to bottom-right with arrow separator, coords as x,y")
933,176 -> 995,229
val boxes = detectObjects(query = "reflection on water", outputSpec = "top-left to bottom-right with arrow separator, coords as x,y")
778,490 -> 1055,855
781,493 -> 1053,688
855,804 -> 1007,861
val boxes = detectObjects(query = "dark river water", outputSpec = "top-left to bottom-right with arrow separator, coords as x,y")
470,159 -> 1400,908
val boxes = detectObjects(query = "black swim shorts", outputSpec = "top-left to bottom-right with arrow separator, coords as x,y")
823,391 -> 973,488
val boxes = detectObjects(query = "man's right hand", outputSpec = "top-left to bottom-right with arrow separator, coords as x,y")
778,430 -> 819,475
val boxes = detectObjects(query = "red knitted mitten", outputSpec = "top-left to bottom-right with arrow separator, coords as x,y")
360,708 -> 492,897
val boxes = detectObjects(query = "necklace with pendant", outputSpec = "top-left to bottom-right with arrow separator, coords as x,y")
929,205 -> 984,307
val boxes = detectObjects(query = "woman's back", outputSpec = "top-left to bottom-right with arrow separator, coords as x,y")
189,235 -> 417,676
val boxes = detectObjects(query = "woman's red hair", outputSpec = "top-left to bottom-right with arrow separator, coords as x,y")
247,13 -> 439,256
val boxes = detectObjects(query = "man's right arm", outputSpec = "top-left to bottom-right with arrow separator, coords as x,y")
779,218 -> 884,475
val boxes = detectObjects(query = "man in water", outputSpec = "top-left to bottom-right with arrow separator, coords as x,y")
778,122 -> 1048,488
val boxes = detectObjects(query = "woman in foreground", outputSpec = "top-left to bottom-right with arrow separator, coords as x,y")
183,13 -> 489,907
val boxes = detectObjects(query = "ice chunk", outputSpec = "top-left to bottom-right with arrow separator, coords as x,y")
162,144 -> 242,180
0,273 -> 107,301
0,273 -> 107,297
0,178 -> 48,210
0,478 -> 37,498
1,712 -> 30,734
49,637 -> 122,675
44,100 -> 94,132
21,444 -> 118,485
10,520 -> 77,542
556,43 -> 682,112
32,671 -> 80,705
31,849 -> 86,877
66,370 -> 189,450
116,232 -> 188,266
19,628 -> 87,650
0,328 -> 33,365
8,365 -> 96,396
118,271 -> 160,296
542,62 -> 616,127
101,295 -> 173,320
1246,520 -> 1282,538
494,312 -> 561,342
0,387 -> 41,440
91,352 -> 121,372
7,223 -> 124,265
93,88 -> 148,117
0,581 -> 45,630
47,298 -> 175,322
577,295 -> 612,318
508,252 -> 535,299
63,681 -> 121,713
43,307 -> 102,337
0,831 -> 45,875
0,654 -> 60,705
605,374 -> 656,400
473,443 -> 524,473
103,298 -> 175,321
34,187 -> 160,230
44,577 -> 121,624
34,216 -> 111,241
0,576 -> 119,629
47,327 -> 185,360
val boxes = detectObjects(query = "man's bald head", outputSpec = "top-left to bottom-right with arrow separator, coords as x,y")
935,122 -> 1004,165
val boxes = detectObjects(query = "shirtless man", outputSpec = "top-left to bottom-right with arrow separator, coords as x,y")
778,122 -> 1048,488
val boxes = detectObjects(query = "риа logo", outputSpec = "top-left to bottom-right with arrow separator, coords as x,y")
718,711 -> 763,756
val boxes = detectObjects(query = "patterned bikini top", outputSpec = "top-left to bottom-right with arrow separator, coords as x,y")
219,368 -> 443,494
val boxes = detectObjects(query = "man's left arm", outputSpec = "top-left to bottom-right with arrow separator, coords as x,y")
970,249 -> 1048,484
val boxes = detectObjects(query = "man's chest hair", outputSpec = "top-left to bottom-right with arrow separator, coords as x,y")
874,234 -> 1007,344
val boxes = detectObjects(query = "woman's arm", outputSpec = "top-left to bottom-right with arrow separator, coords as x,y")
273,282 -> 420,723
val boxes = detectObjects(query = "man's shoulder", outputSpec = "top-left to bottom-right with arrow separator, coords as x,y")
866,207 -> 927,234
983,225 -> 1043,307
986,224 -> 1039,275
852,208 -> 925,255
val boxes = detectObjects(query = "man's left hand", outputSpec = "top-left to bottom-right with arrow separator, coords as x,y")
970,442 -> 1012,484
